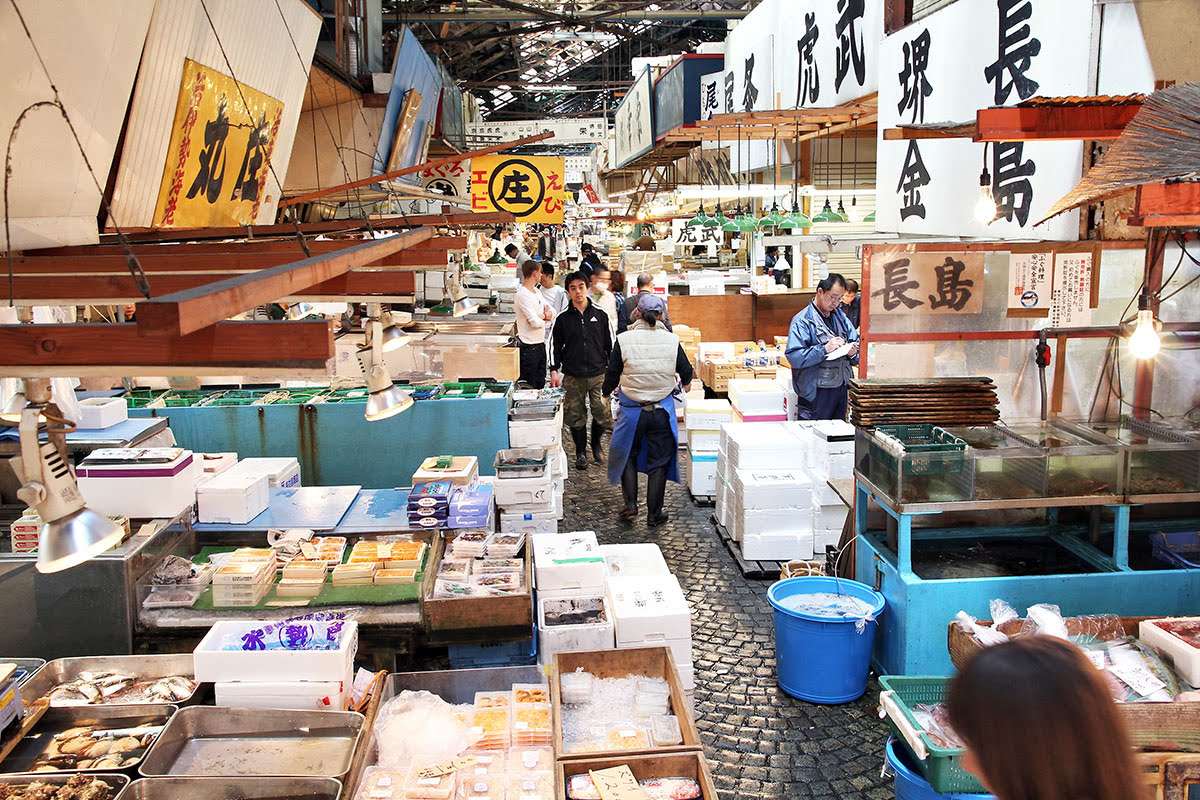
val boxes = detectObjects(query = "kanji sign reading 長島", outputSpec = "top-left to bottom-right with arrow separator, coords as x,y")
154,59 -> 284,228
470,155 -> 566,223
869,251 -> 985,316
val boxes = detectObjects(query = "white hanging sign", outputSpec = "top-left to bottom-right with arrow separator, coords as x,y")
1050,249 -> 1093,327
1007,250 -> 1053,313
613,67 -> 655,168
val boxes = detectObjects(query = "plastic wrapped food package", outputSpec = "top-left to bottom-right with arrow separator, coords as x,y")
474,691 -> 512,709
649,714 -> 683,746
511,683 -> 549,704
512,703 -> 551,733
559,670 -> 594,705
910,703 -> 965,748
477,558 -> 524,575
562,724 -> 607,755
375,691 -> 481,769
437,559 -> 473,580
434,579 -> 480,599
509,747 -> 553,774
460,776 -> 502,800
403,769 -> 457,800
472,572 -> 524,595
566,774 -> 703,800
506,771 -> 554,800
485,533 -> 525,558
356,767 -> 409,800
470,708 -> 511,750
1092,637 -> 1181,702
451,532 -> 490,559
464,751 -> 505,778
605,723 -> 651,751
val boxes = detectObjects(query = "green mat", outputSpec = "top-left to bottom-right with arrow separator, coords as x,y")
191,546 -> 427,609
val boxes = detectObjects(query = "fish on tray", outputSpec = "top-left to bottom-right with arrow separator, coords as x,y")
30,724 -> 162,772
0,775 -> 117,800
47,674 -> 194,706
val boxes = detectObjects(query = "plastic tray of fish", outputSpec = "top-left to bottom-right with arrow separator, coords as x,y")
22,655 -> 198,708
0,772 -> 129,800
0,704 -> 175,775
117,776 -> 342,800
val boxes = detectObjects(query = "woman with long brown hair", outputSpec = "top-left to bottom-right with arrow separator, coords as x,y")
947,637 -> 1144,800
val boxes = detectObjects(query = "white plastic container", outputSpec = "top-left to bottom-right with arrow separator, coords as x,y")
600,544 -> 670,579
193,620 -> 358,684
685,398 -> 732,430
412,456 -> 479,488
500,509 -> 558,534
537,596 -> 615,662
77,397 -> 127,429
688,450 -> 718,496
509,409 -> 564,448
213,669 -> 351,710
531,531 -> 605,595
77,448 -> 200,519
606,574 -> 691,653
1138,618 -> 1200,686
197,472 -> 269,524
226,457 -> 302,489
493,472 -> 553,508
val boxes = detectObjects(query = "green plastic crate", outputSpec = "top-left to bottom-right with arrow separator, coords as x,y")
871,424 -> 967,477
439,382 -> 483,399
877,675 -> 986,795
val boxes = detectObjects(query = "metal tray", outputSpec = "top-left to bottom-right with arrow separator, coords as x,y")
0,704 -> 176,775
139,707 -> 364,780
0,658 -> 46,688
493,447 -> 548,478
0,772 -> 129,797
23,655 -> 198,708
118,776 -> 342,800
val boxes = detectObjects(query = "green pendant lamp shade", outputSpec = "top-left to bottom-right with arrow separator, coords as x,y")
704,206 -> 725,228
736,211 -> 759,232
686,205 -> 709,227
486,249 -> 506,263
863,210 -> 876,222
760,203 -> 784,227
835,199 -> 850,222
721,208 -> 741,232
812,198 -> 839,223
779,202 -> 812,230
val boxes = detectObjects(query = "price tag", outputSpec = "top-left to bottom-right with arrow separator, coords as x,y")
300,542 -> 318,560
1084,649 -> 1106,670
416,756 -> 477,780
588,766 -> 647,800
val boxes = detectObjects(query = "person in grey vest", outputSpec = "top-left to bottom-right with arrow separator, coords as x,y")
603,294 -> 694,526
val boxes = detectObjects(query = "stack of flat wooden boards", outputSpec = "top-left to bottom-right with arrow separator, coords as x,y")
849,377 -> 1000,427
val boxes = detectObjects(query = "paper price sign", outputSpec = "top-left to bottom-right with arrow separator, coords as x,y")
589,766 -> 647,800
416,756 -> 477,779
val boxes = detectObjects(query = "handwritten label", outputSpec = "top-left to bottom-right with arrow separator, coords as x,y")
1084,649 -> 1106,670
416,756 -> 477,780
589,766 -> 647,800
300,542 -> 318,560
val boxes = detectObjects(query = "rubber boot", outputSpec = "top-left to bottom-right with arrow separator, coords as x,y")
590,422 -> 605,464
646,467 -> 669,527
571,427 -> 589,470
619,457 -> 638,519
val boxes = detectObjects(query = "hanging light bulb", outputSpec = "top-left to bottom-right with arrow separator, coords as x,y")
974,142 -> 997,224
1128,290 -> 1162,360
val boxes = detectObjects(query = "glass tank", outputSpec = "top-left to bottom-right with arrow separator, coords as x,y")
1058,416 -> 1200,497
1000,422 -> 1123,498
942,426 -> 1048,501
855,424 -> 973,504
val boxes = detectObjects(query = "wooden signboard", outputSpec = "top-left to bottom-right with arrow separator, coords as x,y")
868,250 -> 985,317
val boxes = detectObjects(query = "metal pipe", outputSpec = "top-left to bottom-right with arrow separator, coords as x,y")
1038,330 -> 1048,421
388,9 -> 748,22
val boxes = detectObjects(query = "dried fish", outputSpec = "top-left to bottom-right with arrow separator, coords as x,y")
107,736 -> 141,753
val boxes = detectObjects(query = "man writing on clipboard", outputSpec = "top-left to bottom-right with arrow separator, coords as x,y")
784,273 -> 860,421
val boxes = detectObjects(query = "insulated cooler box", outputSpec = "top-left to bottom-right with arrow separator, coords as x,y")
197,472 -> 270,524
688,448 -> 718,496
600,543 -> 671,578
606,574 -> 694,689
77,447 -> 200,519
494,472 -> 553,507
225,457 -> 302,489
500,509 -> 558,534
531,531 -> 606,598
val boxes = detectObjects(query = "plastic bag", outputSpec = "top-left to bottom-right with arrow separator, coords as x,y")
1019,603 -> 1070,639
990,598 -> 1019,626
910,703 -> 965,749
1082,637 -> 1182,702
955,611 -> 1008,646
375,690 -> 480,768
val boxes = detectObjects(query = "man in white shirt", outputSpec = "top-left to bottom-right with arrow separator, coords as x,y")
515,259 -> 552,388
505,243 -> 532,270
538,261 -> 568,365
589,267 -> 619,342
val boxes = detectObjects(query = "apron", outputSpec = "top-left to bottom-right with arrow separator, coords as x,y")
607,391 -> 681,485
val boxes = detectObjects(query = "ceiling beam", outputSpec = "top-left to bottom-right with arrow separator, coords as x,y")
27,237 -> 466,259
974,103 -> 1141,142
392,8 -> 749,22
0,321 -> 335,376
134,227 -> 435,338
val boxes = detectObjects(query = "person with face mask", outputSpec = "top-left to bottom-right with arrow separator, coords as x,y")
589,268 -> 619,342
784,273 -> 859,421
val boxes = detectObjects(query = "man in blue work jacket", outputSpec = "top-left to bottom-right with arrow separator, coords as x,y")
784,273 -> 859,421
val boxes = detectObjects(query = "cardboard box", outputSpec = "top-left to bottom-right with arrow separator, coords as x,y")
443,345 -> 519,382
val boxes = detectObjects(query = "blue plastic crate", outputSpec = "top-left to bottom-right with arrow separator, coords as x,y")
1152,531 -> 1200,569
448,632 -> 537,669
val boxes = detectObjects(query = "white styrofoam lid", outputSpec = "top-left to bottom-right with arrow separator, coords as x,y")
813,420 -> 856,441
684,398 -> 732,412
599,543 -> 669,576
735,469 -> 812,487
532,531 -> 599,562
198,471 -> 268,492
607,574 -> 690,619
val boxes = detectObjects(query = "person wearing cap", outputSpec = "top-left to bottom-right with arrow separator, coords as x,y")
579,242 -> 604,282
603,293 -> 693,526
630,273 -> 672,331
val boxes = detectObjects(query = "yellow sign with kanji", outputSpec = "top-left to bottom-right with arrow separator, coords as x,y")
470,155 -> 566,223
153,58 -> 284,229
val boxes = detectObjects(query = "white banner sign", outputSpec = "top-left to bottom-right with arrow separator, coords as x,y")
875,0 -> 1090,240
466,118 -> 607,145
671,218 -> 722,252
1050,249 -> 1093,327
699,73 -> 725,121
614,67 -> 655,168
1007,250 -> 1053,312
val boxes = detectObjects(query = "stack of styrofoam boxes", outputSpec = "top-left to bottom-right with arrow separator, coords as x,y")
714,422 -> 750,531
607,572 -> 695,708
728,379 -> 789,424
775,369 -> 799,421
684,398 -> 732,498
719,423 -> 812,560
531,531 -> 611,663
463,269 -> 494,307
491,271 -> 519,313
799,419 -> 856,558
508,392 -> 565,520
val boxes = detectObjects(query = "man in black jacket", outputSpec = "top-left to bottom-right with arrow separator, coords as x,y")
550,271 -> 613,469
579,242 -> 604,282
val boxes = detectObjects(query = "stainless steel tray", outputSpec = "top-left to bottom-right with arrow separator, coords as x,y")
1,658 -> 46,688
0,772 -> 129,797
0,704 -> 176,775
23,655 -> 198,707
118,776 -> 342,800
139,707 -> 364,779
494,447 -> 548,478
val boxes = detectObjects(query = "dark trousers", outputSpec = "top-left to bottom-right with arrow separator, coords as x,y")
797,386 -> 848,421
518,341 -> 547,389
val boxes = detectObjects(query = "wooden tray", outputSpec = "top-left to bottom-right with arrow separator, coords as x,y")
556,751 -> 719,800
422,534 -> 534,633
946,615 -> 1147,670
551,647 -> 701,761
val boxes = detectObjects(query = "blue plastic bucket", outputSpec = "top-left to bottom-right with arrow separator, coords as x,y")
766,575 -> 885,703
886,738 -> 995,800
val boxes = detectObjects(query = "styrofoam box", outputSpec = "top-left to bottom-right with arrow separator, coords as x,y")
214,667 -> 352,710
815,451 -> 854,480
494,471 -> 553,507
77,397 -> 127,430
77,448 -> 200,519
728,379 -> 788,416
600,543 -> 670,579
198,452 -> 239,477
812,419 -> 856,442
500,509 -> 558,534
194,620 -> 357,684
813,528 -> 842,554
554,491 -> 564,521
412,456 -> 479,488
742,531 -> 814,561
498,500 -> 554,518
552,475 -> 565,498
688,450 -> 717,497
685,398 -> 732,430
810,472 -> 843,506
1139,619 -> 1200,686
607,574 -> 691,645
538,596 -> 615,662
733,409 -> 790,424
509,409 -> 563,448
547,445 -> 568,478
531,531 -> 606,593
226,457 -> 301,489
725,424 -> 808,471
197,472 -> 269,525
733,505 -> 812,538
688,429 -> 720,453
735,469 -> 812,510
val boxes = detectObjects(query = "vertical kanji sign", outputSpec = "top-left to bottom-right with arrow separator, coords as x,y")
869,250 -> 985,316
470,155 -> 566,223
1007,249 -> 1053,315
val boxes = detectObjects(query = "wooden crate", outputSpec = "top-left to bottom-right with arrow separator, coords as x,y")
551,647 -> 701,761
422,533 -> 534,632
556,751 -> 719,800
1140,752 -> 1200,800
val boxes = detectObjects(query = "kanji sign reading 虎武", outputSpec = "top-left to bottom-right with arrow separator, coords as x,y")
154,59 -> 283,229
869,251 -> 985,315
470,155 -> 566,223
1007,249 -> 1053,314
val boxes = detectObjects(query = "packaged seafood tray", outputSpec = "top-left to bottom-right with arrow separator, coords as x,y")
449,531 -> 490,559
511,683 -> 550,705
493,448 -> 548,479
141,586 -> 205,609
0,773 -> 129,800
473,691 -> 512,710
508,747 -> 553,773
602,723 -> 651,752
403,767 -> 456,799
649,714 -> 683,747
511,703 -> 552,746
354,767 -> 407,800
484,532 -> 525,558
1059,415 -> 1200,497
1139,617 -> 1200,687
121,776 -> 342,800
459,774 -> 501,800
0,703 -> 175,775
1001,421 -> 1123,499
468,707 -> 510,750
559,671 -> 594,706
462,751 -> 504,778
855,426 -> 973,505
471,573 -> 524,595
505,771 -> 553,800
877,675 -> 986,795
476,558 -> 523,575
23,655 -> 198,708
436,558 -> 472,580
563,757 -> 711,800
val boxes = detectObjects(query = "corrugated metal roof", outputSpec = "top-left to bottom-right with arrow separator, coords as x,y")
1037,82 -> 1200,224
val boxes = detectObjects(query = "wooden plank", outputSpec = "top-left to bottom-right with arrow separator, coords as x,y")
279,131 -> 556,208
135,228 -> 434,338
0,699 -> 47,765
9,245 -> 457,274
25,237 -> 467,259
5,272 -> 417,303
975,103 -> 1141,142
1131,182 -> 1200,226
883,123 -> 977,140
107,212 -> 513,244
0,321 -> 333,375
